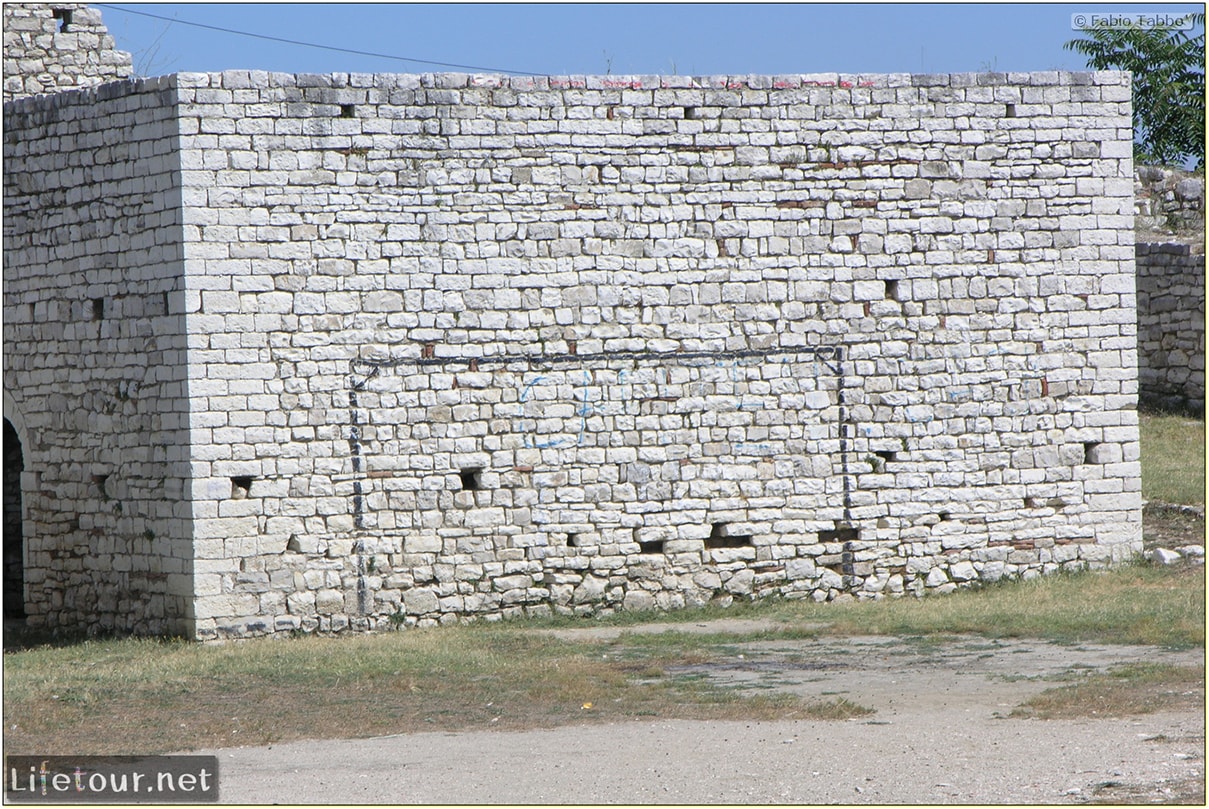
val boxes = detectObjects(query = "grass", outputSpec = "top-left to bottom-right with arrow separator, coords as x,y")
1011,662 -> 1205,719
2,626 -> 870,755
793,563 -> 1204,647
1140,410 -> 1206,507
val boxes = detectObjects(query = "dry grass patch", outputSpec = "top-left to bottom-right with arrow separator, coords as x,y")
1011,663 -> 1205,720
2,627 -> 863,755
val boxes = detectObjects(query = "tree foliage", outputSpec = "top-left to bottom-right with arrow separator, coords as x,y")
1066,13 -> 1205,169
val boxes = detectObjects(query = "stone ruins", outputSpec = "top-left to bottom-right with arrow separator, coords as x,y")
4,4 -> 1146,639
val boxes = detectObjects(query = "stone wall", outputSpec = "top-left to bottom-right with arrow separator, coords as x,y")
2,2 -> 133,102
170,70 -> 1140,638
1135,165 -> 1204,233
2,78 -> 193,635
3,69 -> 1143,639
1136,243 -> 1206,414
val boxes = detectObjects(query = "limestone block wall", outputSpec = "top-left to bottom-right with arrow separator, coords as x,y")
3,2 -> 133,102
1136,243 -> 1206,414
173,70 -> 1141,638
2,77 -> 193,635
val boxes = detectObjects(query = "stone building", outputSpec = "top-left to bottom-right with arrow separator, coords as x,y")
3,5 -> 1143,639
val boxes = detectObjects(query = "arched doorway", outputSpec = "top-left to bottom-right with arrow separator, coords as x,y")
3,418 -> 25,619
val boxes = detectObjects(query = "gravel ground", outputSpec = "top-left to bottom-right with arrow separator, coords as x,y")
197,628 -> 1205,805
201,713 -> 1203,805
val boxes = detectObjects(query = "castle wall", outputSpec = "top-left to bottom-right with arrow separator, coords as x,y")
2,77 -> 194,635
1136,243 -> 1206,414
173,70 -> 1141,638
2,2 -> 133,102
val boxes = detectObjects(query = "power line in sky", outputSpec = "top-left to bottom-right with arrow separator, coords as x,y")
96,3 -> 544,76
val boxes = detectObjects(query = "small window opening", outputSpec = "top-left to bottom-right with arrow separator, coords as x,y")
92,474 -> 109,500
340,104 -> 356,118
874,450 -> 896,464
705,523 -> 752,550
684,106 -> 697,120
1024,496 -> 1038,509
231,476 -> 254,499
459,468 -> 483,491
938,511 -> 951,522
566,533 -> 580,548
52,8 -> 71,32
819,526 -> 859,543
1083,442 -> 1101,464
91,298 -> 105,321
634,527 -> 663,554
1005,103 -> 1017,118
885,279 -> 901,301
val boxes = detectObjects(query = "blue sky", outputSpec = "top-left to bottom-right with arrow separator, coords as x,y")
95,2 -> 1204,78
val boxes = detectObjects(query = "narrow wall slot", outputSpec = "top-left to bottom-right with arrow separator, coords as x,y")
684,106 -> 697,120
340,104 -> 356,118
52,8 -> 71,31
874,450 -> 896,464
92,474 -> 109,500
885,279 -> 901,301
459,468 -> 483,491
1005,103 -> 1017,118
819,526 -> 859,543
231,476 -> 254,499
704,523 -> 753,549
1083,442 -> 1101,464
91,298 -> 105,321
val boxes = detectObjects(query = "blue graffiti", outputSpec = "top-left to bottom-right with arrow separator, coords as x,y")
520,376 -> 547,403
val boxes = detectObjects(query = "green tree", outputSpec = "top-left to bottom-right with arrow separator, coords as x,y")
1066,12 -> 1205,169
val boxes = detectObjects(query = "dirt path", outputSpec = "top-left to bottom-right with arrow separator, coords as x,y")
197,625 -> 1205,804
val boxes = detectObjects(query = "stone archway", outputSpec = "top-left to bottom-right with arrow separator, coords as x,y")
3,418 -> 25,619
